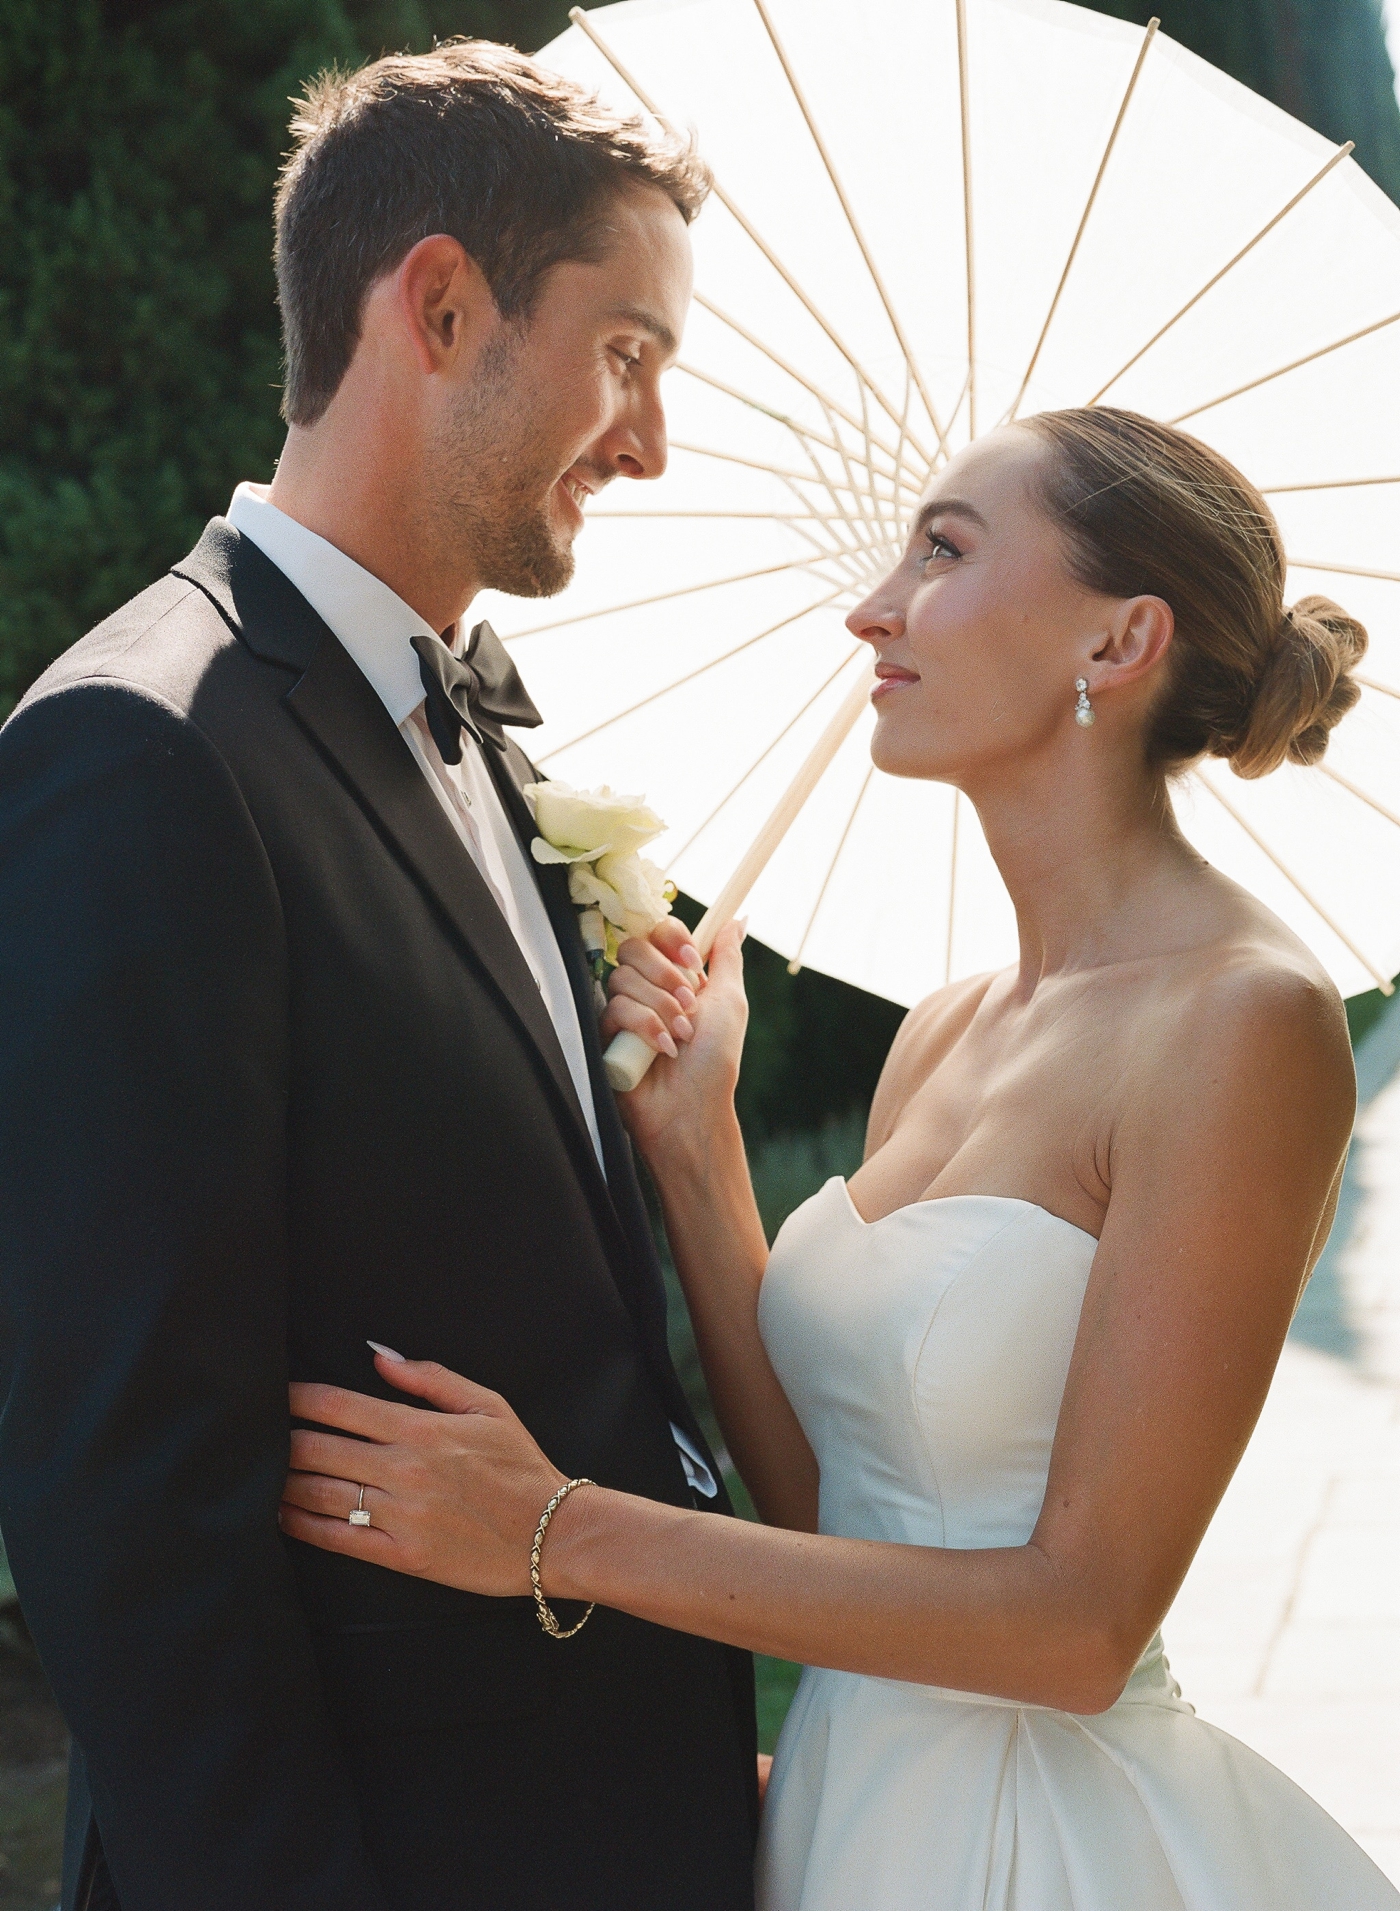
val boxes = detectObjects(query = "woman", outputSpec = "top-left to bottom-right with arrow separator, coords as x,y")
281,408 -> 1399,1908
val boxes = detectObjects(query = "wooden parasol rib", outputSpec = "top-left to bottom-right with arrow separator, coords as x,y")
567,6 -> 931,461
501,556 -> 839,643
1193,772 -> 1394,993
1170,307 -> 1400,426
1006,18 -> 1159,424
749,0 -> 950,459
955,0 -> 977,440
604,662 -> 876,1088
536,589 -> 847,764
671,649 -> 865,865
1087,141 -> 1354,406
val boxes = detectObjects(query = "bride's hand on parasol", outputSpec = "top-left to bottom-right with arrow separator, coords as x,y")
603,917 -> 811,1529
601,918 -> 749,1156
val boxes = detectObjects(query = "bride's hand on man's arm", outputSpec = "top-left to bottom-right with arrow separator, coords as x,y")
280,1355 -> 568,1592
280,1356 -> 781,1797
601,916 -> 750,1158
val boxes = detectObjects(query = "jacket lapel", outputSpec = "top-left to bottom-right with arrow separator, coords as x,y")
172,522 -> 600,1175
176,522 -> 701,1442
488,742 -> 676,1370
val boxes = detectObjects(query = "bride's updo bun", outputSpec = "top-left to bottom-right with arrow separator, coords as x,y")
1023,408 -> 1367,779
1231,596 -> 1367,778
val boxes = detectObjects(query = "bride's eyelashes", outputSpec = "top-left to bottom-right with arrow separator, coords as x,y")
920,528 -> 963,566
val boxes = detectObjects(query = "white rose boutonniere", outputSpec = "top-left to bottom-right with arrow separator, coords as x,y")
523,779 -> 676,1006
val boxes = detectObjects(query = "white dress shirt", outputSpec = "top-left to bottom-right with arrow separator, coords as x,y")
228,481 -> 604,1170
226,485 -> 716,1499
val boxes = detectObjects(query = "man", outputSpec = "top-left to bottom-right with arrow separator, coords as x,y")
0,42 -> 756,1911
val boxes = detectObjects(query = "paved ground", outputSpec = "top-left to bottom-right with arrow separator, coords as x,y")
1164,992 -> 1400,1886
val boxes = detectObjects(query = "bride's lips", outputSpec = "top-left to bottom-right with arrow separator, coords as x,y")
871,666 -> 920,702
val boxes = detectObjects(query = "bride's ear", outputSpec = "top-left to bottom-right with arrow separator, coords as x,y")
1090,595 -> 1174,690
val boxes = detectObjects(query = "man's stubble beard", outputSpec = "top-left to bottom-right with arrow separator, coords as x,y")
432,328 -> 582,601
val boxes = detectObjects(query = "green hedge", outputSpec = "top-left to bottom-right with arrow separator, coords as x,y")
0,0 -> 572,717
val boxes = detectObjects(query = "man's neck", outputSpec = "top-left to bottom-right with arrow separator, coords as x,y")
268,426 -> 477,633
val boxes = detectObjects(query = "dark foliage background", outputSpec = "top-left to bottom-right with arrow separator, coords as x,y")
0,1 -> 570,715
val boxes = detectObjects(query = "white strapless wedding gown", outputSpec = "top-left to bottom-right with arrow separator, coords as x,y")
754,1178 -> 1398,1910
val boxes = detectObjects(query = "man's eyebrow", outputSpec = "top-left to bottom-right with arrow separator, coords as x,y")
607,304 -> 678,355
912,498 -> 990,535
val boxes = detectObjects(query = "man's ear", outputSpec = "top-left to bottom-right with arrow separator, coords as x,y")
394,234 -> 501,375
1091,595 -> 1174,690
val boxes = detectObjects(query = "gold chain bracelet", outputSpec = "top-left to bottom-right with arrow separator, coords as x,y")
529,1478 -> 596,1639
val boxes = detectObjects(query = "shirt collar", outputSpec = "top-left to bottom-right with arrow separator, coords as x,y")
227,482 -> 453,725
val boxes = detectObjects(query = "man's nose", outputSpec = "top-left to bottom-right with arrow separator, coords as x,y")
605,384 -> 668,481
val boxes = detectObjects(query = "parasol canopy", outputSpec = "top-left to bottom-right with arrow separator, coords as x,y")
473,0 -> 1400,1009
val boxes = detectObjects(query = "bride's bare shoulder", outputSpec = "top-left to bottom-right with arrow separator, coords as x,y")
1183,880 -> 1346,1020
1137,893 -> 1355,1135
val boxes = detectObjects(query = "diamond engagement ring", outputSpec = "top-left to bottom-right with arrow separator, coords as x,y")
348,1484 -> 371,1527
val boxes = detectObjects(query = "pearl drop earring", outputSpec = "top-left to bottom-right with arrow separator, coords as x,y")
1074,678 -> 1095,728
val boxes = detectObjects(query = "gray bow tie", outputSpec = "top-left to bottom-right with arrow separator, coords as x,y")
411,622 -> 542,764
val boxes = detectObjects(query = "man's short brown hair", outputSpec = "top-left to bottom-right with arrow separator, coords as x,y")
274,39 -> 711,427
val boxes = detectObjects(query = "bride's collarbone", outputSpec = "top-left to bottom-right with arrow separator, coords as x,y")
855,1059 -> 1111,1236
856,929 -> 1312,1234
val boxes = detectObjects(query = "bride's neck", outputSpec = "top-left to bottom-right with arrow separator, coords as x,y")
965,745 -> 1195,993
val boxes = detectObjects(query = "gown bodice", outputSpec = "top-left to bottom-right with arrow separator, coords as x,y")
759,1178 -> 1097,1556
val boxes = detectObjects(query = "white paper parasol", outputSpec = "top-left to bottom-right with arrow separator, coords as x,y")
474,0 -> 1400,1021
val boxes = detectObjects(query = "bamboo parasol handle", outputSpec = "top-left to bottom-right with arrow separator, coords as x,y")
603,662 -> 875,1091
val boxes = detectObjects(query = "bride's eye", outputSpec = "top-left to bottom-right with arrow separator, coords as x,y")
921,529 -> 961,564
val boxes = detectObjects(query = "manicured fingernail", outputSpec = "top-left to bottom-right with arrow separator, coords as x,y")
658,1031 -> 679,1058
367,1339 -> 407,1362
679,944 -> 701,970
674,1015 -> 694,1042
736,916 -> 749,942
675,985 -> 697,1011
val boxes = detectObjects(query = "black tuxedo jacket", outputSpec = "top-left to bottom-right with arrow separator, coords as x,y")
0,522 -> 757,1911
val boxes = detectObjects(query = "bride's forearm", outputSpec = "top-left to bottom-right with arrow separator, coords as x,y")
544,1485 -> 1124,1715
647,1106 -> 819,1531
